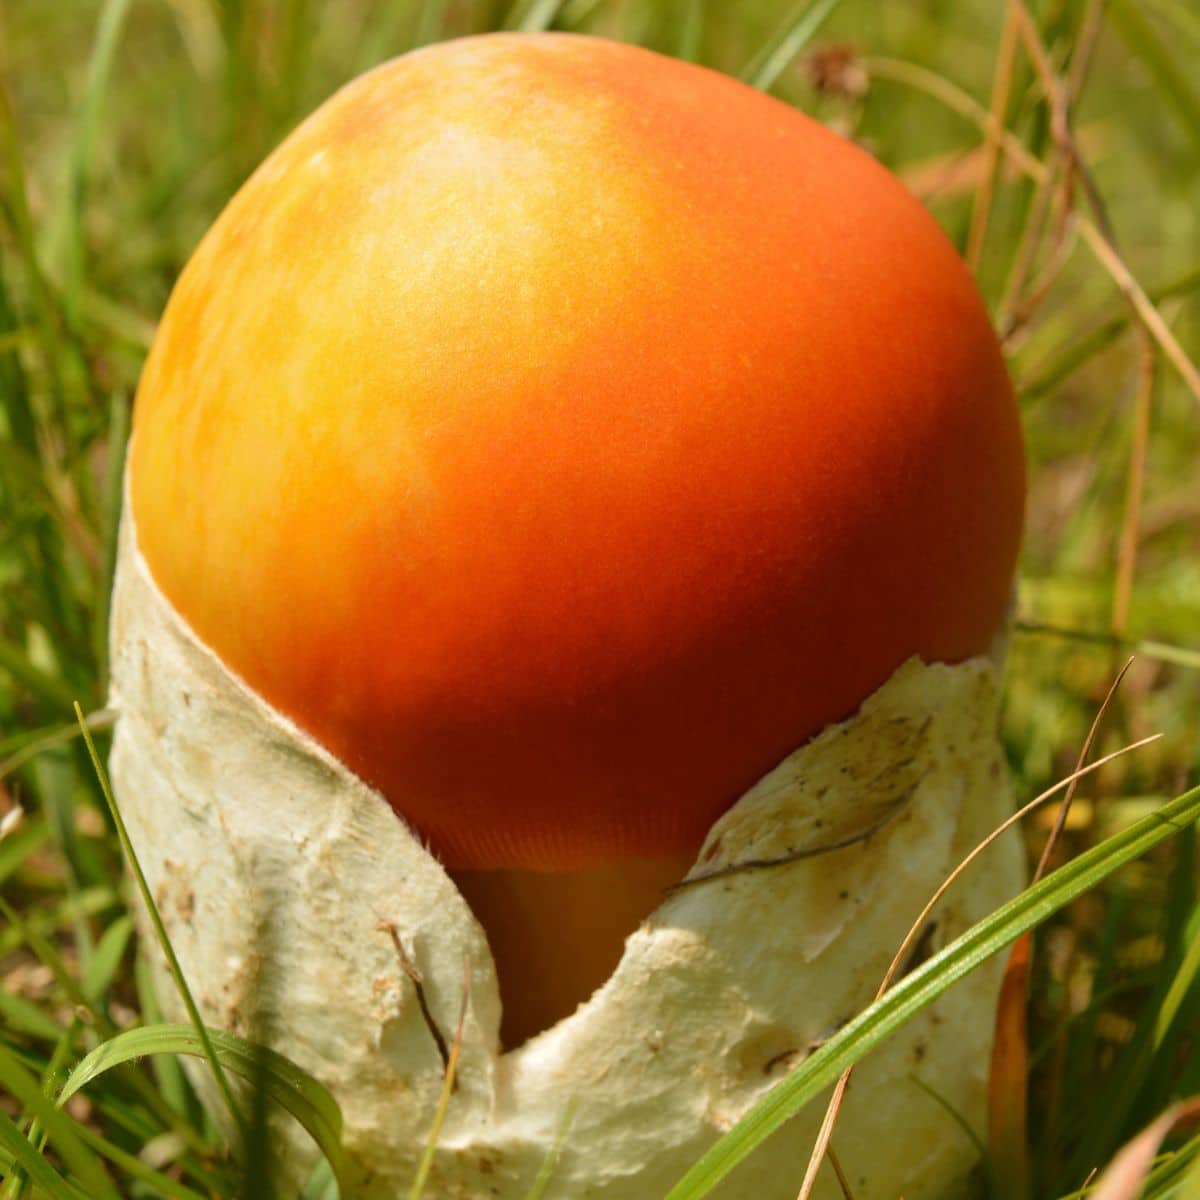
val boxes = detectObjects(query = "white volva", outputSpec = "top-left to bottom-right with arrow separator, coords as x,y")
109,496 -> 1024,1200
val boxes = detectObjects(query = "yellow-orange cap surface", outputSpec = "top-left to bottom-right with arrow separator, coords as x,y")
130,33 -> 1025,872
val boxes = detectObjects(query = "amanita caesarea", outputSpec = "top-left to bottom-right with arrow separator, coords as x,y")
110,32 -> 1026,1198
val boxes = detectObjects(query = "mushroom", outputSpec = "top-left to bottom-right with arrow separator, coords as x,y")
111,31 -> 1026,1197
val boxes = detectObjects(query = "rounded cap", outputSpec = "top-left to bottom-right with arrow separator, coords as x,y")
129,33 -> 1025,871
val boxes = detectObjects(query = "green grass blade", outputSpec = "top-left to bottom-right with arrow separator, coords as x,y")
674,0 -> 705,61
0,894 -> 103,1024
0,641 -> 81,714
0,86 -> 70,414
276,0 -> 314,129
0,1042 -> 120,1200
0,1105 -> 89,1200
1108,0 -> 1200,158
92,392 -> 130,685
355,4 -> 415,71
80,914 -> 134,1007
58,1024 -> 352,1196
0,988 -> 66,1043
1180,1152 -> 1200,1200
0,259 -> 37,452
524,1098 -> 577,1200
1013,622 -> 1200,673
1142,0 -> 1200,45
664,785 -> 1200,1200
33,745 -> 96,969
0,818 -> 50,886
504,0 -> 568,33
301,1158 -> 338,1200
0,886 -> 119,959
69,1121 -> 212,1200
0,711 -> 116,786
75,704 -> 246,1137
1156,908 -> 1200,1051
60,0 -> 134,331
133,952 -> 203,1131
412,0 -> 450,49
740,0 -> 840,91
9,1023 -> 87,1200
1019,264 -> 1200,400
1062,907 -> 1195,1175
1141,1128 -> 1199,1196
242,1037 -> 279,1200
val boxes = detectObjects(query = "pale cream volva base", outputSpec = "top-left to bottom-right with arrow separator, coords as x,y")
109,503 -> 1024,1200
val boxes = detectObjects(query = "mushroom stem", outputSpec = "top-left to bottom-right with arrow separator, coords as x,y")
451,851 -> 698,1048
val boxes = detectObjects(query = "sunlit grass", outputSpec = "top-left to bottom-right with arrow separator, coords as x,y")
1,0 -> 1197,1196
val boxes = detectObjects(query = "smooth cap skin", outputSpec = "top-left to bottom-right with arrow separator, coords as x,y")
130,33 -> 1025,872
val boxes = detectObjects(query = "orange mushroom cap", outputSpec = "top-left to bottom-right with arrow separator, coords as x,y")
130,33 -> 1025,873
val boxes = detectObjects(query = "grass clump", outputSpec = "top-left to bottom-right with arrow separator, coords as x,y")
1,0 -> 1198,1196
